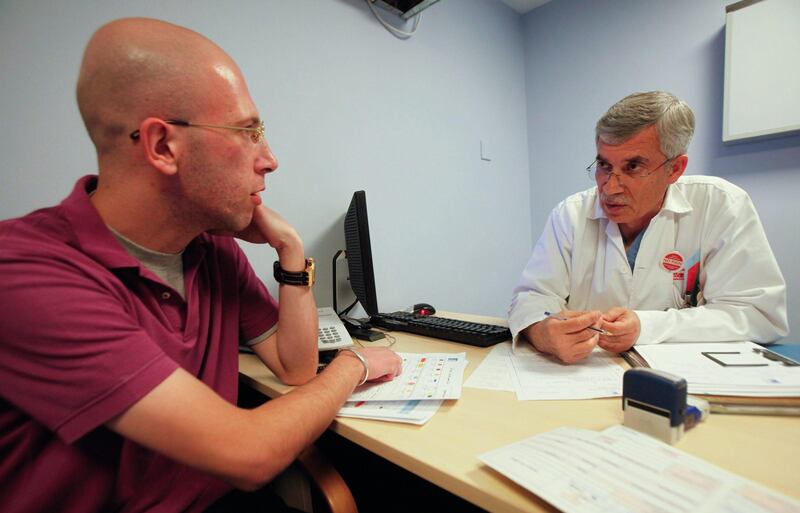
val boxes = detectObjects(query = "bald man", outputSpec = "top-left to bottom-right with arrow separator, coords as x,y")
0,18 -> 402,513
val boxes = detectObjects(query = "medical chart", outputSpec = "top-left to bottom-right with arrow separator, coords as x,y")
480,425 -> 800,513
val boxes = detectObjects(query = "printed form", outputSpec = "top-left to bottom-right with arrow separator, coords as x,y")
348,352 -> 467,401
510,346 -> 624,400
480,425 -> 800,513
465,342 -> 624,400
463,342 -> 515,391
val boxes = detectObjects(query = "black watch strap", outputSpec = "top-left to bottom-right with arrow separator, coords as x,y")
273,258 -> 315,287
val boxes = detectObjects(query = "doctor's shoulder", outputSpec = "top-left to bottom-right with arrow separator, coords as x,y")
674,175 -> 756,216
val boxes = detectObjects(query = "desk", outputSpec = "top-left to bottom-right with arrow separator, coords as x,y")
239,313 -> 800,513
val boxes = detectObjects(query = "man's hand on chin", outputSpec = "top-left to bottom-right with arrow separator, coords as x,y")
232,205 -> 301,250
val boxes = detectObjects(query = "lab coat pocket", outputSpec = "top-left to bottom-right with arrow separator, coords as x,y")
670,272 -> 688,310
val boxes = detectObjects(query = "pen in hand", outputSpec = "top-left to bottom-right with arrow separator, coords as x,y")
544,311 -> 612,336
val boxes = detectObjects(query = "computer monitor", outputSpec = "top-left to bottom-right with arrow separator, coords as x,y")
344,190 -> 380,317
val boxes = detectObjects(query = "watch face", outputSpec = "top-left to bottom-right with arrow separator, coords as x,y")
306,258 -> 316,286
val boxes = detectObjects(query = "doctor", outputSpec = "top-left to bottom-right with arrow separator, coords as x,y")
509,91 -> 788,364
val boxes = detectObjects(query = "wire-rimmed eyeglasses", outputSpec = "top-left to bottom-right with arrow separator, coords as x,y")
586,156 -> 673,182
129,119 -> 265,144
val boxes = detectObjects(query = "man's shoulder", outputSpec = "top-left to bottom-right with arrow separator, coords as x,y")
0,207 -> 103,297
0,205 -> 74,257
0,176 -> 94,255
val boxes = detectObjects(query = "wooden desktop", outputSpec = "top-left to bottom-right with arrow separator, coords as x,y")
238,313 -> 800,513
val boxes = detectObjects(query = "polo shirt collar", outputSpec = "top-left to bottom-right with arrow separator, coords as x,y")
60,175 -> 207,273
60,175 -> 140,271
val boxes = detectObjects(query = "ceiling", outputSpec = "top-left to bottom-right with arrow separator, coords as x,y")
499,0 -> 552,14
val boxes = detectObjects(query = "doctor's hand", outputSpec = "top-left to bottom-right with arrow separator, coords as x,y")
598,307 -> 640,354
524,310 -> 602,364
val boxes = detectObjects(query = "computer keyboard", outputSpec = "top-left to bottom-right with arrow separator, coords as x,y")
371,311 -> 511,347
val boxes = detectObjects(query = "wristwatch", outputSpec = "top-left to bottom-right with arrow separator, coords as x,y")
273,258 -> 315,287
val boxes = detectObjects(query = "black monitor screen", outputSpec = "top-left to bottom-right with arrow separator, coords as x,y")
344,190 -> 379,316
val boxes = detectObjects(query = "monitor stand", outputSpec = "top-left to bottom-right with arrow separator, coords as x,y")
342,318 -> 386,342
331,249 -> 385,342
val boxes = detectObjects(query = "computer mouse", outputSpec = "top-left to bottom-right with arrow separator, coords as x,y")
412,303 -> 436,316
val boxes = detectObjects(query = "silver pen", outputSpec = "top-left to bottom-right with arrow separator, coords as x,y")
544,311 -> 612,336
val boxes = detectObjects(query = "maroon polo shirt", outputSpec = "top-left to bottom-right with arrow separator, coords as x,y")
0,176 -> 279,513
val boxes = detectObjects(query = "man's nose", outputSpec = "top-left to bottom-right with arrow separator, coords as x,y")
256,141 -> 278,175
600,172 -> 624,194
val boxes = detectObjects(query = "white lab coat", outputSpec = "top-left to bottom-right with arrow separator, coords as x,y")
509,175 -> 788,347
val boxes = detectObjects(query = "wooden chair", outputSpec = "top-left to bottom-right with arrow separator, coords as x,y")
236,380 -> 356,512
296,444 -> 359,513
273,444 -> 359,513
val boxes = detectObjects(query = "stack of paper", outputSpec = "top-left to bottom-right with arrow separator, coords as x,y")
633,341 -> 800,397
464,342 -> 625,400
337,352 -> 467,425
480,425 -> 800,513
337,399 -> 442,425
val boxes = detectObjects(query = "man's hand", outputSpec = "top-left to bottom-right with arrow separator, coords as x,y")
336,347 -> 403,384
240,204 -> 314,382
598,307 -> 640,354
358,347 -> 404,382
525,310 -> 602,363
234,205 -> 302,253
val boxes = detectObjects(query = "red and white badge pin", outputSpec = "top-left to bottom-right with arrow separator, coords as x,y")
661,251 -> 684,272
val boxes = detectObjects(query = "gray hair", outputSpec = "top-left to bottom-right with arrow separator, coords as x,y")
596,91 -> 695,158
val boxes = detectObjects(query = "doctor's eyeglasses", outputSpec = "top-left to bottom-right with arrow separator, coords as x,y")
587,156 -> 673,182
129,120 -> 265,144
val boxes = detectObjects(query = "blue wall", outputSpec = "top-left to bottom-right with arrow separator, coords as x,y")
0,0 -> 532,318
522,0 -> 800,340
2,0 -> 795,334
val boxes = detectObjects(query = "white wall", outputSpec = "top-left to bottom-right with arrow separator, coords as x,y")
0,0 -> 532,318
521,0 -> 800,340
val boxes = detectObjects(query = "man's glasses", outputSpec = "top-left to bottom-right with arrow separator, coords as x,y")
587,156 -> 673,182
129,119 -> 265,144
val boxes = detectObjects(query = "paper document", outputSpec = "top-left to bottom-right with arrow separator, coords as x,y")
337,399 -> 442,425
348,352 -> 467,401
633,342 -> 800,397
480,425 -> 800,513
464,342 -> 624,400
464,342 -> 515,391
510,345 -> 624,400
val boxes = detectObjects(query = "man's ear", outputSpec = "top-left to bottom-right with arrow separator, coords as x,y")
137,118 -> 180,176
667,154 -> 688,184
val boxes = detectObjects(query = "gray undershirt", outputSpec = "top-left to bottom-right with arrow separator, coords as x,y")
108,226 -> 274,346
108,226 -> 186,299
